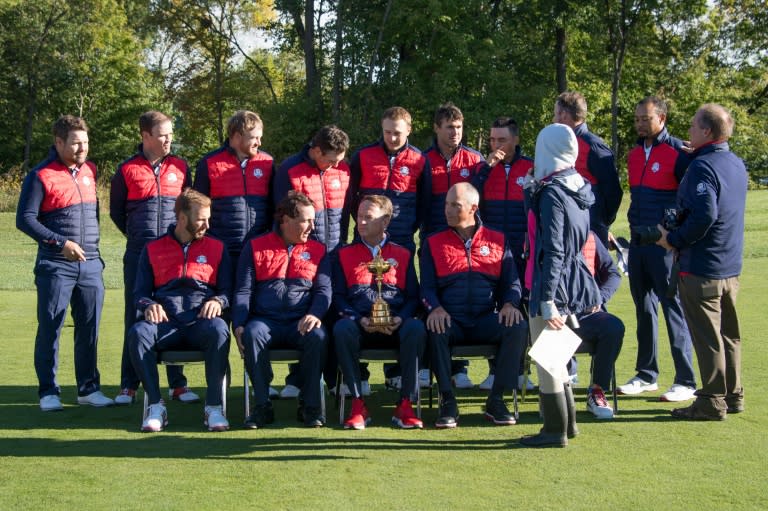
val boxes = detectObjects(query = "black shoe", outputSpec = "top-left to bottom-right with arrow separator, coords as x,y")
244,403 -> 275,429
303,406 -> 326,428
435,398 -> 459,429
484,397 -> 516,425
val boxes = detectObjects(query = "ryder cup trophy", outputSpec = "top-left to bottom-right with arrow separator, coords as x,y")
367,250 -> 393,330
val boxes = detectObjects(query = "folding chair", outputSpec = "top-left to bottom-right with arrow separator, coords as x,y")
427,344 -> 519,420
142,350 -> 227,420
336,349 -> 421,425
243,349 -> 326,419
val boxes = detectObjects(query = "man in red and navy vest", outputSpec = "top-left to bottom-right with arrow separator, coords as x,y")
333,195 -> 426,430
17,115 -> 113,411
421,183 -> 527,429
349,106 -> 431,254
110,110 -> 195,406
554,92 -> 623,245
273,125 -> 352,397
619,96 -> 696,403
193,110 -> 274,264
233,192 -> 331,428
128,189 -> 231,433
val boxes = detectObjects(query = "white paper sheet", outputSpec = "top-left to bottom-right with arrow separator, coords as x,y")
528,325 -> 582,381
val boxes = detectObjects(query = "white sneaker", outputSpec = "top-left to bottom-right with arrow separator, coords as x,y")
418,369 -> 431,388
479,374 -> 494,391
385,376 -> 402,391
452,372 -> 474,389
40,394 -> 63,412
587,388 -> 614,420
617,376 -> 658,395
77,391 -> 115,407
569,373 -> 579,385
361,380 -> 371,396
660,384 -> 696,402
269,387 -> 279,398
330,384 -> 351,397
114,388 -> 136,405
204,405 -> 229,432
142,403 -> 168,432
280,384 -> 301,399
169,386 -> 200,403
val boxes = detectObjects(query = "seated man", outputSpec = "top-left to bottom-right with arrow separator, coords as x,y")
421,182 -> 527,428
233,191 -> 331,428
573,231 -> 625,420
334,195 -> 426,430
128,188 -> 231,432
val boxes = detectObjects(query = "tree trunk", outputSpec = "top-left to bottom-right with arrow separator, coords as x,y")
555,26 -> 567,93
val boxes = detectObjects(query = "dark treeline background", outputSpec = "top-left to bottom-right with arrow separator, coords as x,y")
1,0 -> 766,185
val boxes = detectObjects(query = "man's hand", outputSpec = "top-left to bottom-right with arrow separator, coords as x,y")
499,303 -> 524,326
62,240 -> 86,262
486,149 -> 506,168
378,315 -> 402,336
298,314 -> 322,335
144,303 -> 168,324
545,315 -> 565,330
198,299 -> 223,319
426,306 -> 451,334
360,316 -> 379,334
234,326 -> 245,358
656,224 -> 674,251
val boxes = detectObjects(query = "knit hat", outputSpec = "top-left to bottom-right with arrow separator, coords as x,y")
534,123 -> 578,181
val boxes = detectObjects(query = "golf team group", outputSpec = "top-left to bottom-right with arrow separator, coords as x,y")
15,93 -> 746,447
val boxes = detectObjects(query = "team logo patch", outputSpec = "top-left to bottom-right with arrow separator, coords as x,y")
253,168 -> 263,178
399,166 -> 410,176
516,176 -> 525,187
460,168 -> 470,178
301,251 -> 311,261
387,258 -> 398,268
81,176 -> 91,186
652,162 -> 660,173
479,245 -> 490,257
167,173 -> 178,183
696,182 -> 707,195
330,179 -> 341,190
196,255 -> 208,264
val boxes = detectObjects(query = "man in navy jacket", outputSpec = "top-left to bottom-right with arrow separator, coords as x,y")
659,104 -> 747,420
17,115 -> 113,411
128,189 -> 231,432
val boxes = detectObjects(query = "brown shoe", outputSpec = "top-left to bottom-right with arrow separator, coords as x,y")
725,395 -> 744,414
671,403 -> 725,421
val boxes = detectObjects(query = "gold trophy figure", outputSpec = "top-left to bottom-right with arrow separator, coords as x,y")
367,250 -> 394,331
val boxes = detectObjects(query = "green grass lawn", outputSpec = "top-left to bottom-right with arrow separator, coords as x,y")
1,194 -> 767,510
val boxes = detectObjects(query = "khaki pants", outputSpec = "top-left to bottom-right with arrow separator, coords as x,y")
678,274 -> 742,414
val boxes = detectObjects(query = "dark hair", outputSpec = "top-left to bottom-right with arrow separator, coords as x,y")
227,110 -> 263,137
174,188 -> 211,217
491,116 -> 519,136
139,111 -> 172,135
696,103 -> 734,141
310,125 -> 349,154
637,96 -> 668,117
556,92 -> 587,122
434,102 -> 464,127
52,115 -> 88,141
275,190 -> 315,222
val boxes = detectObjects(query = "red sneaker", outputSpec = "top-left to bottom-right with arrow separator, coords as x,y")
169,386 -> 200,403
392,398 -> 423,429
344,398 -> 371,430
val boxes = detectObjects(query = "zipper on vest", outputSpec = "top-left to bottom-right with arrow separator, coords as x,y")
320,169 -> 330,250
154,162 -> 162,236
241,159 -> 252,236
71,166 -> 86,256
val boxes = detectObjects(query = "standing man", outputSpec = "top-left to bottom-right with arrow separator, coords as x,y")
349,106 -> 431,253
110,111 -> 196,405
129,189 -> 231,432
619,96 -> 696,402
554,92 -> 622,245
273,125 -> 352,398
17,115 -> 114,410
423,103 -> 485,389
194,110 -> 275,264
233,192 -> 331,428
333,195 -> 426,430
421,183 -> 528,429
658,104 -> 747,420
